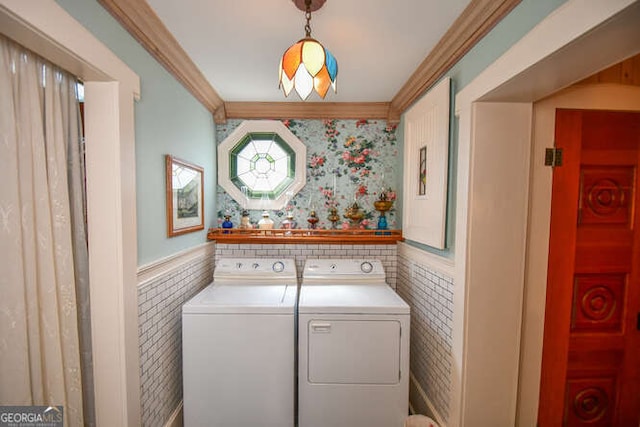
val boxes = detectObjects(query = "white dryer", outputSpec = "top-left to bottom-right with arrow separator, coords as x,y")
298,259 -> 410,427
182,258 -> 297,427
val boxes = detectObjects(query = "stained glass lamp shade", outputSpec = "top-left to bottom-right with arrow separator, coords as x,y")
279,38 -> 338,100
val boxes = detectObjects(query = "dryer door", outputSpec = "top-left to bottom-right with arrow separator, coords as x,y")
307,319 -> 401,384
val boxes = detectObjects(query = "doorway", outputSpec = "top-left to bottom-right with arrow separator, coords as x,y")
539,109 -> 640,426
454,2 -> 640,425
0,2 -> 141,424
517,84 -> 640,426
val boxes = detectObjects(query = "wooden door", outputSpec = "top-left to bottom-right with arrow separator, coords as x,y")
539,109 -> 640,426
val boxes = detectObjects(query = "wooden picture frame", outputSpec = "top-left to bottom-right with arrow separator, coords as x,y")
166,155 -> 204,237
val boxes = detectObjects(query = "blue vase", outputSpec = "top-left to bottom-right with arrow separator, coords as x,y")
222,216 -> 233,233
377,213 -> 388,230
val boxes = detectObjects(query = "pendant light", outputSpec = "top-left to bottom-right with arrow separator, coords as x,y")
278,0 -> 338,100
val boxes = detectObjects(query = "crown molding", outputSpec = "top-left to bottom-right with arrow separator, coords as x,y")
98,0 -> 520,123
97,0 -> 224,115
222,102 -> 394,124
390,0 -> 522,113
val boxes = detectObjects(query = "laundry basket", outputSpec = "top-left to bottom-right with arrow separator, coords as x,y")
404,414 -> 439,427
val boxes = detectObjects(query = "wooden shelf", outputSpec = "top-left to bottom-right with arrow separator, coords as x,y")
207,228 -> 403,245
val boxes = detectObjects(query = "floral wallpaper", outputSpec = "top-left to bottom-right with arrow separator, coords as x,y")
216,119 -> 400,230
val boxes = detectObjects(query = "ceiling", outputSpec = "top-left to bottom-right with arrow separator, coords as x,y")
144,0 -> 470,103
98,0 -> 522,122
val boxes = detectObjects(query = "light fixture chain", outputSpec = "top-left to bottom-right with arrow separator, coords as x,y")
304,0 -> 312,37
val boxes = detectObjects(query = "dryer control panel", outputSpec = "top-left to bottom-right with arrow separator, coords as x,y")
302,259 -> 386,284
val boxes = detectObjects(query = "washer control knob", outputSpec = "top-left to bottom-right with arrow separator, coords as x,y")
272,261 -> 285,273
252,262 -> 260,269
360,261 -> 374,273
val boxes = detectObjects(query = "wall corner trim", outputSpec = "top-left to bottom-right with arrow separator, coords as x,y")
163,400 -> 183,427
410,372 -> 448,427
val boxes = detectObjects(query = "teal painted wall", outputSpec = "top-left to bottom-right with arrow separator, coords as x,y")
55,0 -> 569,261
403,0 -> 568,256
56,0 -> 216,266
448,0 -> 568,92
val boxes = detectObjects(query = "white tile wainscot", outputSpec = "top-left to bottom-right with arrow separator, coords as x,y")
137,242 -> 215,427
396,242 -> 454,426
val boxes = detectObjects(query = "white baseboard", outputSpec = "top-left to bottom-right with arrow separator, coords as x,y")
164,400 -> 183,427
410,372 -> 447,427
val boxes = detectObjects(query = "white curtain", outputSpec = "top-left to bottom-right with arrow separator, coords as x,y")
0,36 -> 90,426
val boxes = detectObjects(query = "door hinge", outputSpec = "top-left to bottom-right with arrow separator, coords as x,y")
545,147 -> 563,167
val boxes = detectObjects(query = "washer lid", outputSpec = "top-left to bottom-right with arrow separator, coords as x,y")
298,284 -> 409,314
183,284 -> 297,314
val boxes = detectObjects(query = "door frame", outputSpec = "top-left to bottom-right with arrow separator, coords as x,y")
0,2 -> 141,425
522,85 -> 640,425
453,1 -> 640,426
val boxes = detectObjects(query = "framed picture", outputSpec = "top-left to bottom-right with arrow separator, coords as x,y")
419,146 -> 427,196
166,155 -> 204,237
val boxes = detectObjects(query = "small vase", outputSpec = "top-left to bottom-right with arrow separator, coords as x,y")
327,207 -> 340,229
222,215 -> 233,233
373,200 -> 393,212
258,211 -> 274,230
374,200 -> 394,231
239,210 -> 252,229
307,210 -> 319,229
281,212 -> 297,235
344,201 -> 364,229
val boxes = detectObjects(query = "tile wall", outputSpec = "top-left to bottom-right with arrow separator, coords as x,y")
214,243 -> 398,287
137,242 -> 458,427
396,251 -> 454,424
137,251 -> 214,427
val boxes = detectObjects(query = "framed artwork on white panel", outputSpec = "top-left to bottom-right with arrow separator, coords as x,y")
402,77 -> 450,249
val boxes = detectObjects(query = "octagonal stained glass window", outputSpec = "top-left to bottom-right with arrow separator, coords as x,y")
230,132 -> 294,198
218,120 -> 306,210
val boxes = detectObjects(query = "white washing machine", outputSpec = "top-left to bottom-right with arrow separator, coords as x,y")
182,258 -> 297,427
298,259 -> 410,427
